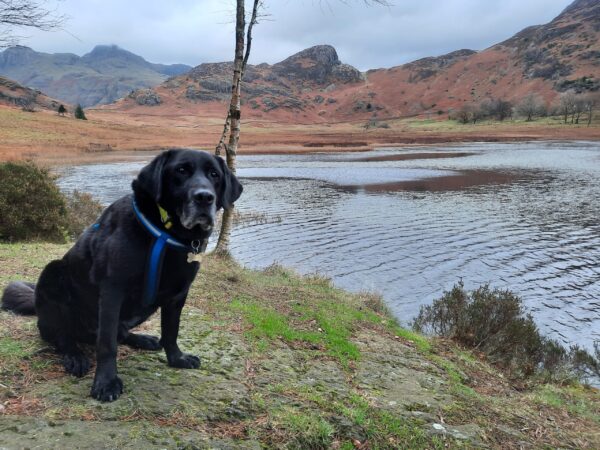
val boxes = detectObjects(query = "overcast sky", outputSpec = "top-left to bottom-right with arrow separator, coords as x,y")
16,0 -> 574,70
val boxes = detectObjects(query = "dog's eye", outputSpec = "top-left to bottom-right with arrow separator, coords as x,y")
209,170 -> 219,179
176,166 -> 188,174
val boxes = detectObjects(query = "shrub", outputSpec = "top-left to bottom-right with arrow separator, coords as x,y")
74,104 -> 87,120
65,190 -> 103,238
0,161 -> 68,241
0,162 -> 103,242
413,282 -> 600,382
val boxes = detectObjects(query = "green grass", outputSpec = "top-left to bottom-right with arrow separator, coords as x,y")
230,296 -> 361,367
0,337 -> 30,361
273,407 -> 335,448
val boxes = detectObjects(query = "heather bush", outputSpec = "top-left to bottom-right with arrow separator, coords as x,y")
65,190 -> 103,238
0,161 -> 68,241
0,162 -> 103,241
413,282 -> 600,382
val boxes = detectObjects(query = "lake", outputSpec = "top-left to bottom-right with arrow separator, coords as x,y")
58,141 -> 600,352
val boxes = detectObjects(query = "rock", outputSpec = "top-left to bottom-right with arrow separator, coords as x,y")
0,417 -> 261,449
272,45 -> 362,85
130,88 -> 162,106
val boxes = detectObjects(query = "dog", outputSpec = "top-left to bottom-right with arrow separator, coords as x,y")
1,149 -> 242,402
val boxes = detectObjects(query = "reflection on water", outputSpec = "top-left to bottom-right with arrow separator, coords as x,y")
58,141 -> 600,351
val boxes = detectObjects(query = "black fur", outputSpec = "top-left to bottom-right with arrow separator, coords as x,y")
1,281 -> 36,315
1,149 -> 242,402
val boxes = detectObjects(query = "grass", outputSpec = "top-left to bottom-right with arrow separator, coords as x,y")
1,242 -> 599,449
0,105 -> 598,164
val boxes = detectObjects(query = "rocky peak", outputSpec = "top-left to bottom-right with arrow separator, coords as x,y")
82,45 -> 147,65
273,45 -> 362,84
0,46 -> 38,68
277,45 -> 340,68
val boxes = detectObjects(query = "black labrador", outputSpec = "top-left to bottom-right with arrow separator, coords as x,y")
1,149 -> 242,401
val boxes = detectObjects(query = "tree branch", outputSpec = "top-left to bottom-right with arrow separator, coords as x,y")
0,0 -> 66,46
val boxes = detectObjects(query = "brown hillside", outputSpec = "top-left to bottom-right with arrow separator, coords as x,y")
0,76 -> 66,112
106,0 -> 599,124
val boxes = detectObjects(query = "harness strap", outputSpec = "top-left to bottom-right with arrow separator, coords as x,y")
144,234 -> 168,307
131,198 -> 202,307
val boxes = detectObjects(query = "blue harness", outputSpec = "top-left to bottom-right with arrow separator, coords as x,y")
130,199 -> 202,306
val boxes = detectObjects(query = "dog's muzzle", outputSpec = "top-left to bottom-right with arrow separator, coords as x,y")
179,189 -> 217,231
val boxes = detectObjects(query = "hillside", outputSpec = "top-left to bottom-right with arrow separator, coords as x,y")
106,44 -> 366,122
0,76 -> 65,112
111,0 -> 599,123
0,45 -> 191,107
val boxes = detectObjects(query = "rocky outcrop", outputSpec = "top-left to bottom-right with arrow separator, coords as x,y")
272,45 -> 363,84
404,49 -> 477,82
129,88 -> 162,106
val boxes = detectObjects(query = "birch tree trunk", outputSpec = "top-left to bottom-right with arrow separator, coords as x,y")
215,0 -> 260,254
214,0 -> 382,254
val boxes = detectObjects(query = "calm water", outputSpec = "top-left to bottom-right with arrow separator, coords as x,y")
58,141 -> 600,351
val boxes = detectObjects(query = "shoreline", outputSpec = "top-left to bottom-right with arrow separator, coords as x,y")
27,137 -> 600,167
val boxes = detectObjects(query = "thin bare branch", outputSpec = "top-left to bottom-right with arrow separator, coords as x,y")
0,0 -> 66,46
216,0 -> 261,157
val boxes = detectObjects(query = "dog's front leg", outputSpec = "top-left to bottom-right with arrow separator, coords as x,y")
91,281 -> 125,402
160,294 -> 200,369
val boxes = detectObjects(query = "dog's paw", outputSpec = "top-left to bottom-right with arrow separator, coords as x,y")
91,376 -> 124,402
63,353 -> 91,378
168,353 -> 201,369
124,333 -> 162,351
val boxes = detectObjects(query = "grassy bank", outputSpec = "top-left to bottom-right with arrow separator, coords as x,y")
0,242 -> 599,449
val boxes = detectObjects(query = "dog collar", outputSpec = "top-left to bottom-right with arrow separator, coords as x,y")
132,198 -> 204,306
132,199 -> 189,251
157,204 -> 173,229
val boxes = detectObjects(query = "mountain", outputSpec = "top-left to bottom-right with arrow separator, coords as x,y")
0,75 -> 65,111
112,0 -> 599,123
0,45 -> 191,107
109,44 -> 366,119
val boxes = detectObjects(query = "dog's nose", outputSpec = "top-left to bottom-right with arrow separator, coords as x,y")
193,189 -> 215,205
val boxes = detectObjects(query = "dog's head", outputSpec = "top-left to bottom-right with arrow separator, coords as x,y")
133,149 -> 243,234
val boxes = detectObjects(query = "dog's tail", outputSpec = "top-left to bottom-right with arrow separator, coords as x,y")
1,281 -> 36,315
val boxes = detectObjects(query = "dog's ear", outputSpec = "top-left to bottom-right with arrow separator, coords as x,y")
215,156 -> 243,210
132,150 -> 172,202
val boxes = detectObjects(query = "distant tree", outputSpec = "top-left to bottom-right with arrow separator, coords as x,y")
0,0 -> 65,47
515,93 -> 546,122
57,104 -> 66,116
571,95 -> 586,124
582,93 -> 599,127
455,105 -> 472,124
74,104 -> 87,120
557,91 -> 576,124
478,98 -> 513,121
495,99 -> 513,121
453,104 -> 478,124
